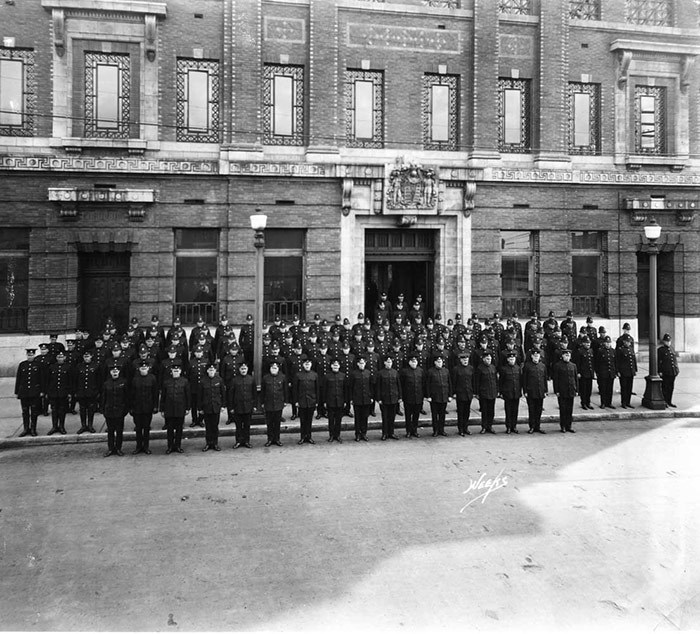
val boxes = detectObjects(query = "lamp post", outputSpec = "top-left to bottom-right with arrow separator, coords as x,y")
641,217 -> 666,410
250,211 -> 267,392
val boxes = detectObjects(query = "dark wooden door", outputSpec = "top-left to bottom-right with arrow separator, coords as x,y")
79,252 -> 130,334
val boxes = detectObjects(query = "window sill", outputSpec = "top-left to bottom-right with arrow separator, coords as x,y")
58,137 -> 150,155
622,155 -> 688,171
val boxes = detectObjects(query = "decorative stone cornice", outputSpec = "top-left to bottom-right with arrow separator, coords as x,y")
49,187 -> 156,221
41,0 -> 166,17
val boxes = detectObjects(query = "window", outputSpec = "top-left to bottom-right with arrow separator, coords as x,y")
626,0 -> 673,26
569,0 -> 600,19
0,228 -> 29,332
264,229 -> 305,322
84,52 -> 130,138
498,78 -> 531,153
568,82 -> 601,155
345,69 -> 383,148
422,74 -> 458,151
0,47 -> 35,136
634,85 -> 666,155
501,230 -> 538,317
263,64 -> 304,145
176,58 -> 220,142
571,231 -> 606,315
498,0 -> 531,14
174,229 -> 218,324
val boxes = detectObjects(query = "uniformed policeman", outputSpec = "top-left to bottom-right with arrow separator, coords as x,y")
474,352 -> 498,434
323,358 -> 346,442
15,348 -> 42,437
74,349 -> 100,434
615,337 -> 638,408
261,361 -> 287,447
499,351 -> 522,434
425,355 -> 452,436
595,336 -> 617,409
522,349 -> 548,434
451,352 -> 474,436
553,349 -> 578,433
349,356 -> 373,441
101,363 -> 129,457
399,354 -> 425,438
658,333 -> 679,407
375,356 -> 402,440
46,350 -> 72,435
293,355 -> 319,444
160,362 -> 191,454
229,361 -> 256,448
199,362 -> 226,451
129,360 -> 159,454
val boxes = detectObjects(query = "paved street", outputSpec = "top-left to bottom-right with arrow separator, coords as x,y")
1,417 -> 699,631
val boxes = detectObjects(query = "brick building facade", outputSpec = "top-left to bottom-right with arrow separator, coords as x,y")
1,0 -> 699,370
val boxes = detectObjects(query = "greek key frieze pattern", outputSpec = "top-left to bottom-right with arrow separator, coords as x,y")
346,24 -> 461,54
0,156 -> 218,174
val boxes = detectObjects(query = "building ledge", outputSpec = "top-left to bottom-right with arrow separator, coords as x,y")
610,39 -> 700,57
48,187 -> 156,203
58,137 -> 150,155
621,155 -> 689,171
41,0 -> 166,17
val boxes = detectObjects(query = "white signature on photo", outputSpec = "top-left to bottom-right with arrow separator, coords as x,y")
460,468 -> 509,512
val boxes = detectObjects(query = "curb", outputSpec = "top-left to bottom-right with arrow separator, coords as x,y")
2,409 -> 699,450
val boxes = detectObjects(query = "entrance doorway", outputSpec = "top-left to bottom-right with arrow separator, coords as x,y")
79,251 -> 130,334
365,229 -> 435,322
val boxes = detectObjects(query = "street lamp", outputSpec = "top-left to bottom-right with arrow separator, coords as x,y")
250,211 -> 267,393
641,217 -> 666,410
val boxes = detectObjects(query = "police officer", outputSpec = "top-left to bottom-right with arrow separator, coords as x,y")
294,355 -> 319,444
74,349 -> 100,434
400,354 -> 425,439
101,363 -> 129,457
375,356 -> 401,440
522,349 -> 548,434
499,351 -> 522,434
15,348 -> 42,437
229,361 -> 256,448
615,337 -> 638,408
261,361 -> 287,447
130,360 -> 159,454
553,349 -> 578,433
349,356 -> 373,441
188,344 -> 209,427
160,362 -> 191,454
426,355 -> 452,437
46,350 -> 72,435
323,358 -> 347,442
474,352 -> 498,434
199,362 -> 226,452
658,333 -> 679,407
595,336 -> 617,409
574,336 -> 595,410
451,352 -> 474,436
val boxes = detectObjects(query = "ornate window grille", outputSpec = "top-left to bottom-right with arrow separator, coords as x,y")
498,78 -> 531,153
634,85 -> 666,155
345,69 -> 384,149
422,74 -> 459,151
568,82 -> 601,155
0,47 -> 35,137
84,52 -> 130,139
569,0 -> 601,20
498,0 -> 531,15
263,64 -> 305,146
176,58 -> 220,143
626,0 -> 673,26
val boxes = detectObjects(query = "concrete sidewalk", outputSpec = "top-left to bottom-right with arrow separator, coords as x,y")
1,360 -> 699,450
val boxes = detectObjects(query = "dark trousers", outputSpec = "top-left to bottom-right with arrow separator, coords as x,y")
479,397 -> 495,429
105,416 -> 124,452
78,398 -> 96,429
165,417 -> 184,449
41,394 -> 49,416
327,407 -> 343,439
68,393 -> 77,413
503,397 -> 520,430
456,399 -> 472,433
558,396 -> 574,430
526,397 -> 544,429
265,410 -> 282,442
235,412 -> 251,444
291,400 -> 298,418
661,375 -> 676,405
50,397 -> 68,430
353,404 -> 370,437
380,403 -> 397,436
299,406 -> 315,439
20,397 -> 40,432
190,393 -> 201,425
133,413 -> 152,450
204,412 -> 220,447
619,376 -> 634,406
430,401 -> 447,433
598,377 -> 615,406
579,377 -> 593,406
317,400 -> 327,418
404,403 -> 421,435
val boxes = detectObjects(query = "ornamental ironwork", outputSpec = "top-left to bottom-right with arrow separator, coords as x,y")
84,52 -> 130,139
386,163 -> 437,211
498,0 -> 531,15
262,64 -> 305,146
626,0 -> 673,26
497,78 -> 531,153
176,58 -> 221,143
345,69 -> 384,149
569,0 -> 601,20
422,73 -> 459,151
634,85 -> 666,155
0,47 -> 35,137
568,82 -> 601,155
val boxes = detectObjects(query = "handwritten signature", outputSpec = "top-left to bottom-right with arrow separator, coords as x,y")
460,468 -> 509,512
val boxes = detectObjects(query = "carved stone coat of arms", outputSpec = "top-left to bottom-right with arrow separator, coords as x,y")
385,163 -> 437,211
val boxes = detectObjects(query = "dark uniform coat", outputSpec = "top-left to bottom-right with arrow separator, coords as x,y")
499,363 -> 522,399
15,359 -> 42,398
229,374 -> 256,414
399,366 -> 425,404
260,372 -> 288,411
474,363 -> 498,399
198,374 -> 226,414
160,376 -> 191,417
129,372 -> 159,414
293,369 -> 320,408
425,366 -> 452,402
552,360 -> 579,397
101,376 -> 129,418
522,360 -> 548,398
451,364 -> 475,401
375,367 -> 402,405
